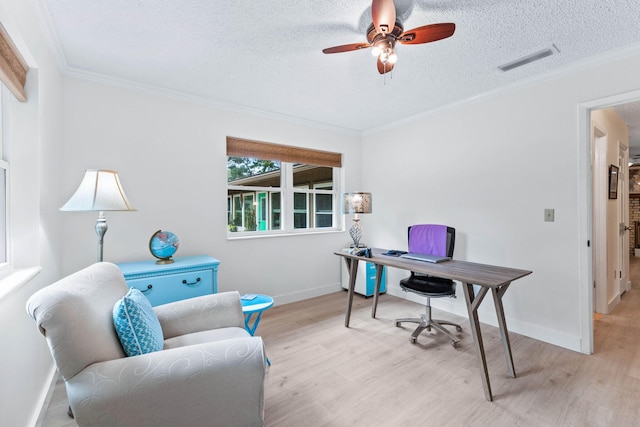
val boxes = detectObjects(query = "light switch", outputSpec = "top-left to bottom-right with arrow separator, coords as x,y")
544,208 -> 555,222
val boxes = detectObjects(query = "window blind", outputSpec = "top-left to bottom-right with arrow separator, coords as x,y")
0,24 -> 28,102
227,137 -> 342,168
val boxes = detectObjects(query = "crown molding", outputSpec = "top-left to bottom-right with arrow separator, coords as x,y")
31,0 -> 68,71
64,67 -> 362,137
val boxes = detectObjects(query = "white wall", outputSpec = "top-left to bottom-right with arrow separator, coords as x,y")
60,78 -> 362,303
362,48 -> 640,352
0,1 -> 64,426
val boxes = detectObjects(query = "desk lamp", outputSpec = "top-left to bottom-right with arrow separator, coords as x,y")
60,169 -> 136,262
343,192 -> 372,250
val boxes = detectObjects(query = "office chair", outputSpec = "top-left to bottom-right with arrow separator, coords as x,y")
395,224 -> 462,347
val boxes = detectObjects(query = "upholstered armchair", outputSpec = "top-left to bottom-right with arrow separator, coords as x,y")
27,262 -> 266,427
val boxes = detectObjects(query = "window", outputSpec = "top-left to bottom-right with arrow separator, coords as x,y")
227,137 -> 342,236
0,87 -> 7,264
0,24 -> 29,268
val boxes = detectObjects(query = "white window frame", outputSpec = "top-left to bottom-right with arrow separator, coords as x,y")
0,86 -> 9,267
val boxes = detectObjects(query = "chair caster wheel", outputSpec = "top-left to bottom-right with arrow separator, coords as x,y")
395,322 -> 401,327
410,337 -> 417,344
455,326 -> 463,332
451,341 -> 459,348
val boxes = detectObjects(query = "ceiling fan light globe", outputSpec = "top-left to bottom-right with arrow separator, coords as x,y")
371,46 -> 381,56
388,53 -> 397,64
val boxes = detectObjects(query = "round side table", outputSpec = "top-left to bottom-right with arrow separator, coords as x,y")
241,294 -> 274,336
241,294 -> 274,365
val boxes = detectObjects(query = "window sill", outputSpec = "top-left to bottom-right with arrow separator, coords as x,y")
0,265 -> 42,300
227,228 -> 344,241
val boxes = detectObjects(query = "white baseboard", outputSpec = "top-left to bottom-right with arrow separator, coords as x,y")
388,286 -> 583,353
273,283 -> 343,306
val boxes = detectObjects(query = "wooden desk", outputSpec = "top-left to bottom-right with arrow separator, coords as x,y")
335,248 -> 532,401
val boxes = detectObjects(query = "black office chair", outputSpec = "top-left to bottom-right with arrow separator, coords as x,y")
395,224 -> 462,347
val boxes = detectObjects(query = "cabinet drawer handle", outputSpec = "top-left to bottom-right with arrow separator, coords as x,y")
140,284 -> 153,293
182,277 -> 201,286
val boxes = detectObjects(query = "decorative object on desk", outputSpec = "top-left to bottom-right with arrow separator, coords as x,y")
609,164 -> 619,199
60,169 -> 136,262
356,247 -> 372,258
149,230 -> 179,264
343,192 -> 372,250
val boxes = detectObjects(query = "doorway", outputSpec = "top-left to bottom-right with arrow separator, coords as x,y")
581,93 -> 640,354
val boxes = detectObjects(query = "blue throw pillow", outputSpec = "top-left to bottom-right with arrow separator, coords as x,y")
113,288 -> 164,356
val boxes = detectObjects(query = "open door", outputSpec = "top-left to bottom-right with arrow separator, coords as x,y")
619,143 -> 631,293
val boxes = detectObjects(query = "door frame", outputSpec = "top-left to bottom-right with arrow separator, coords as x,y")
592,125 -> 608,315
579,88 -> 640,354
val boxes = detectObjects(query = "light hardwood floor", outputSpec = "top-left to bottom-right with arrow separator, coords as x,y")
40,260 -> 640,426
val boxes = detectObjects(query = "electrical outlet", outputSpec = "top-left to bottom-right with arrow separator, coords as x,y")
544,208 -> 555,222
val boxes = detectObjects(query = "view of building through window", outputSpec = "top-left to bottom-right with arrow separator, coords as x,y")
227,158 -> 336,233
226,137 -> 342,236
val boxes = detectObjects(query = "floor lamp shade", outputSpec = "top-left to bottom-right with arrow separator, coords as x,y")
61,169 -> 136,262
60,169 -> 135,212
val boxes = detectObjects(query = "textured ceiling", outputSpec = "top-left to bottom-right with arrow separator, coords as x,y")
35,0 -> 640,133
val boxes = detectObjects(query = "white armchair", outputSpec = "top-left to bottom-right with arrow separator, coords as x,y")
27,262 -> 266,427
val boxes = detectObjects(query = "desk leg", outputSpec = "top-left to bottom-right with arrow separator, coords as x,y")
462,282 -> 493,401
492,284 -> 516,378
371,264 -> 384,318
343,258 -> 359,327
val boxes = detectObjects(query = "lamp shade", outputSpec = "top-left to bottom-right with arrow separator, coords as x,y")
60,169 -> 136,212
343,192 -> 372,214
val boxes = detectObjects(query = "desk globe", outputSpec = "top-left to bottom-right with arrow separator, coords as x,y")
149,230 -> 179,264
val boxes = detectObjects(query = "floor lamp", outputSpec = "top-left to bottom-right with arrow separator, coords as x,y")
343,192 -> 372,251
60,169 -> 136,262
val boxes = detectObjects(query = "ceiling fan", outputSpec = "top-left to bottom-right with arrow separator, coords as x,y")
322,0 -> 455,74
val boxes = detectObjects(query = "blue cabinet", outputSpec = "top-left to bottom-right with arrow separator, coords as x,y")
117,255 -> 219,306
341,259 -> 387,297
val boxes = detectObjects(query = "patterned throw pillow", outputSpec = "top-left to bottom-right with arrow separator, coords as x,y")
113,288 -> 164,356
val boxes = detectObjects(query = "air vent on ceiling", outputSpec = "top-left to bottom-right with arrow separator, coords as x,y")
498,44 -> 560,72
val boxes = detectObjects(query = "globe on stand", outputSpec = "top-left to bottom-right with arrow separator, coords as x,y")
149,230 -> 179,264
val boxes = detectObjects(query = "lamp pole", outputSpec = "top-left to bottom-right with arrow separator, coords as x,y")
95,211 -> 108,262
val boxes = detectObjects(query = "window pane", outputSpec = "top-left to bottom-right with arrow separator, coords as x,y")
228,156 -> 281,187
293,192 -> 307,229
229,194 -> 242,232
315,193 -> 333,228
293,165 -> 332,188
243,194 -> 256,231
271,192 -> 281,230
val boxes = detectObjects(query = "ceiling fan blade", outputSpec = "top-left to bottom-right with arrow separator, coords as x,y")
398,23 -> 455,45
377,58 -> 395,74
322,43 -> 371,54
372,0 -> 396,35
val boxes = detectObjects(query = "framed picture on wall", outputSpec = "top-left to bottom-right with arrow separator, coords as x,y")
609,164 -> 619,199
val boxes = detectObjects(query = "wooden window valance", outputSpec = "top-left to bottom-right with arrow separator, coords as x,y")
0,24 -> 28,102
227,137 -> 342,168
